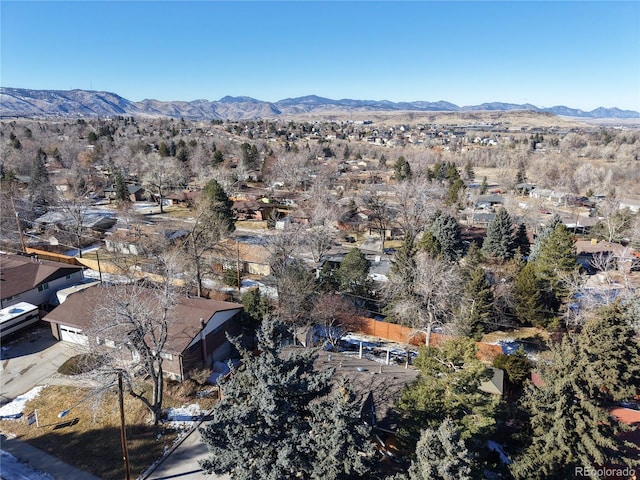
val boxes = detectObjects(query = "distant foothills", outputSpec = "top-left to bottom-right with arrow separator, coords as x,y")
0,87 -> 638,121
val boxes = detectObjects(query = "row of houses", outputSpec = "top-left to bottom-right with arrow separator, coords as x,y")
0,252 -> 243,382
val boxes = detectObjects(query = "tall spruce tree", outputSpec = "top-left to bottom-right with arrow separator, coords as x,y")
391,232 -> 418,277
576,302 -> 640,402
114,168 -> 128,202
407,418 -> 474,480
514,262 -> 547,327
199,318 -> 374,480
457,266 -> 494,339
511,333 -> 637,479
394,156 -> 412,181
29,148 -> 51,207
201,178 -> 236,234
528,213 -> 562,262
397,338 -> 498,443
423,211 -> 465,261
531,223 -> 577,310
513,223 -> 530,258
482,208 -> 516,262
335,247 -> 371,296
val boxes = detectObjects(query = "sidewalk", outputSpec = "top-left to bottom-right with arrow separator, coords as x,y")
0,433 -> 100,480
144,424 -> 230,480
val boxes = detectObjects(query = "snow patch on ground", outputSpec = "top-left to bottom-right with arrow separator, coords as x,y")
0,450 -> 55,480
487,440 -> 510,464
164,404 -> 203,429
0,386 -> 46,419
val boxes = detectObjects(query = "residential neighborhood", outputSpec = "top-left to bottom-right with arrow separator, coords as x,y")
1,110 -> 639,480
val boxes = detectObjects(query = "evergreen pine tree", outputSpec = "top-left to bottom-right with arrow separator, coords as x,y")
427,211 -> 465,261
201,178 -> 236,234
515,163 -> 526,186
241,287 -> 271,333
212,149 -> 224,166
514,262 -> 547,327
531,224 -> 577,309
158,142 -> 169,157
457,266 -> 494,339
445,178 -> 465,207
391,232 -> 418,277
511,335 -> 637,479
407,418 -> 473,480
480,176 -> 489,194
464,160 -> 475,181
482,208 -> 516,262
397,338 -> 497,442
492,348 -> 533,396
576,302 -> 640,402
335,247 -> 371,296
28,148 -> 51,207
528,214 -> 562,262
114,168 -> 128,202
199,318 -> 374,480
394,156 -> 412,181
513,223 -> 530,258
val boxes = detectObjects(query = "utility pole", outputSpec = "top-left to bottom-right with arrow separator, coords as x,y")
10,195 -> 26,252
236,239 -> 241,292
118,371 -> 131,480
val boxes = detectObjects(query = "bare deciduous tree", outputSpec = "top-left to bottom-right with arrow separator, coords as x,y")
384,252 -> 462,346
310,293 -> 366,349
141,154 -> 187,213
87,252 -> 181,425
394,179 -> 446,237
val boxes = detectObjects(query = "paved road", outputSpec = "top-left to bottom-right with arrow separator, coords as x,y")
1,433 -> 100,480
0,326 -> 80,406
146,426 -> 230,480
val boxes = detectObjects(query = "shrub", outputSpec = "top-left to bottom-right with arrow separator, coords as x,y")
57,354 -> 105,375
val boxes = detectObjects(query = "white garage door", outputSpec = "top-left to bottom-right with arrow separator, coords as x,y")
59,325 -> 88,345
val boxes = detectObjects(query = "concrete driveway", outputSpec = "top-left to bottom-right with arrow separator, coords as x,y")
0,325 -> 80,406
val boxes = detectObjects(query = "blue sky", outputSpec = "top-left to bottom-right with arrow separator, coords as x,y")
2,1 -> 639,111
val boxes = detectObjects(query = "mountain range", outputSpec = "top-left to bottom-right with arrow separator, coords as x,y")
1,87 -> 638,121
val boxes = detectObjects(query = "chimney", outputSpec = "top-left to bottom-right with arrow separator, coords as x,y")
200,318 -> 208,366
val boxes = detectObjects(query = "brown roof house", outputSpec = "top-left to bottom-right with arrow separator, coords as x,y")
43,284 -> 243,381
0,252 -> 85,309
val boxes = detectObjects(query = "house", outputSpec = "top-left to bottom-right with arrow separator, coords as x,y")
211,238 -> 272,277
103,184 -> 146,202
42,284 -> 243,382
0,252 -> 85,309
575,240 -> 635,273
32,210 -> 117,234
311,349 -> 419,435
165,189 -> 200,207
475,194 -> 504,209
470,212 -> 496,227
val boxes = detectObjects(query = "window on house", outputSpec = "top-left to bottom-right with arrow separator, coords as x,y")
160,352 -> 173,361
37,283 -> 49,292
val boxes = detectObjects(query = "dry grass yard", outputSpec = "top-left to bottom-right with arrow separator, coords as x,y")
0,382 -> 217,480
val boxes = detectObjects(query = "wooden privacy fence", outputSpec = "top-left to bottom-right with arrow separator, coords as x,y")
356,317 -> 502,362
